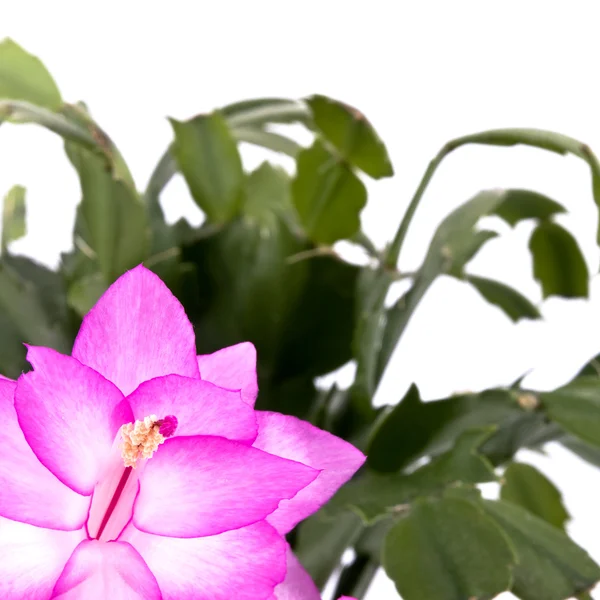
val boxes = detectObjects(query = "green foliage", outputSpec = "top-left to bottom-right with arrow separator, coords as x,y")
501,462 -> 570,530
2,40 -> 600,600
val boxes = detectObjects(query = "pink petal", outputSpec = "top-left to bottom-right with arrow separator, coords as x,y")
51,539 -> 161,600
0,517 -> 85,599
15,346 -> 132,495
127,374 -> 257,442
0,378 -> 90,530
122,521 -> 286,600
197,342 -> 258,406
72,265 -> 199,396
253,412 -> 366,534
272,546 -> 321,600
134,435 -> 319,537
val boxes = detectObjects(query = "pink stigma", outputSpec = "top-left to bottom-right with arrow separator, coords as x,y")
158,415 -> 178,438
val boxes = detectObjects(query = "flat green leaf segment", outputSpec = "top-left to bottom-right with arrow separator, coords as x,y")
383,496 -> 516,600
1,185 -> 26,251
482,500 -> 600,600
307,94 -> 394,179
541,377 -> 600,448
491,189 -> 566,226
530,221 -> 589,298
292,140 -> 367,244
0,38 -> 62,110
329,429 -> 496,523
501,462 -> 569,530
65,142 -> 148,284
171,113 -> 244,223
467,275 -> 541,322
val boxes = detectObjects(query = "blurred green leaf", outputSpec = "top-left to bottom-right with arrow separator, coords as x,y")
65,142 -> 148,283
386,128 -> 600,268
292,140 -> 367,244
367,384 -> 454,472
560,436 -> 600,468
351,267 -> 394,412
295,511 -> 363,589
66,271 -> 107,316
482,499 -> 600,600
0,260 -> 71,356
331,429 -> 497,523
307,94 -> 393,179
491,189 -> 566,227
383,496 -> 515,600
466,275 -> 541,322
501,462 -> 569,529
232,126 -> 302,157
274,255 -> 359,380
170,113 -> 244,223
529,221 -> 589,298
575,353 -> 600,378
2,185 -> 26,251
446,229 -> 499,278
541,377 -> 600,448
222,97 -> 311,128
378,190 -> 508,379
242,162 -> 295,227
0,38 -> 61,110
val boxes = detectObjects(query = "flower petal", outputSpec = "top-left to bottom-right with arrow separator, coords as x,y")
15,346 -> 132,495
272,545 -> 321,600
122,521 -> 286,600
72,265 -> 199,395
0,378 -> 90,530
51,539 -> 161,600
254,412 -> 366,534
197,342 -> 258,406
127,374 -> 257,442
134,436 -> 319,537
0,517 -> 85,599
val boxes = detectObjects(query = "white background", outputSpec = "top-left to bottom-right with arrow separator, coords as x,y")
2,2 -> 600,598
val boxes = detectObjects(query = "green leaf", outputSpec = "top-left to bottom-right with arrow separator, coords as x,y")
0,39 -> 61,110
66,272 -> 108,316
295,511 -> 363,589
575,353 -> 600,378
351,267 -> 394,412
221,97 -> 311,128
561,436 -> 600,468
183,217 -> 308,369
466,275 -> 541,322
0,260 -> 71,355
367,387 -> 523,474
501,462 -> 569,529
232,126 -> 302,157
274,255 -> 359,380
2,185 -> 26,251
529,221 -> 589,298
383,497 -> 515,600
541,377 -> 600,448
378,190 -> 508,379
242,162 -> 294,227
367,384 -> 455,472
446,229 -> 499,278
330,429 -> 497,523
292,140 -> 367,244
306,94 -> 393,179
491,189 -> 566,227
65,142 -> 149,282
386,127 -> 600,269
482,499 -> 600,600
170,113 -> 244,223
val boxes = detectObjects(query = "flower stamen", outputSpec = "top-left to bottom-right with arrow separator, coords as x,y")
120,414 -> 178,468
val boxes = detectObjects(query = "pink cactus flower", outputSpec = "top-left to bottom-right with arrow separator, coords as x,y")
0,265 -> 364,599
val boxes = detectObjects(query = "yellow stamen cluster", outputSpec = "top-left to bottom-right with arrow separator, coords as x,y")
120,415 -> 165,468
